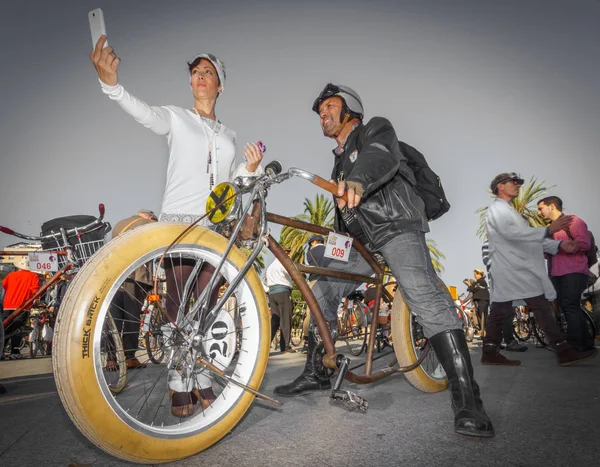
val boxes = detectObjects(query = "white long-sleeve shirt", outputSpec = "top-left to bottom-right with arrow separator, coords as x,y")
100,81 -> 263,218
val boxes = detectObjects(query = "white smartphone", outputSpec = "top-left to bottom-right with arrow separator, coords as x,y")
88,8 -> 107,49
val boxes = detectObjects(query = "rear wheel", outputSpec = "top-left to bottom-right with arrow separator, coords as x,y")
342,305 -> 367,357
52,223 -> 270,463
390,287 -> 448,393
512,307 -> 532,342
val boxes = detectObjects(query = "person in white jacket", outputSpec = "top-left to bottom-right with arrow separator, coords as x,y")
482,172 -> 597,366
90,36 -> 265,417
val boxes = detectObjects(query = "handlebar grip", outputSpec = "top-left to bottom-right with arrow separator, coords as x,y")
98,203 -> 105,217
312,175 -> 349,203
0,226 -> 15,235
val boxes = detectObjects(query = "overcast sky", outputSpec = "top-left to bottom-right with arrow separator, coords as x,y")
1,0 -> 599,291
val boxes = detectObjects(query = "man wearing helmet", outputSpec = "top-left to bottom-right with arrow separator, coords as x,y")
275,84 -> 494,438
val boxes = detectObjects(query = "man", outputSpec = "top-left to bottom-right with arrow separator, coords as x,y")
108,209 -> 157,370
482,173 -> 597,366
300,234 -> 327,351
306,234 -> 326,282
538,196 -> 595,350
265,248 -> 295,353
2,257 -> 40,359
275,83 -> 493,438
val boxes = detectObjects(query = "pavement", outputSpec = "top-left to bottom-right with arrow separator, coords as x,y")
1,342 -> 599,467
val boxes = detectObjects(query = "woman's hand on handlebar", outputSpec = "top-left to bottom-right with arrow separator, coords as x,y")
329,179 -> 362,209
90,35 -> 120,86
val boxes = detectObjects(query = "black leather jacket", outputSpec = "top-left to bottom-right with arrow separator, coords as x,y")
331,117 -> 429,251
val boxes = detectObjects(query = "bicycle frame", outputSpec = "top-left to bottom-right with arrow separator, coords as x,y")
182,166 -> 431,386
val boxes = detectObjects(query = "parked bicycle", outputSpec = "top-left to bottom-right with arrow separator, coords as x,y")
46,163 -> 449,463
0,207 -> 121,390
28,303 -> 53,358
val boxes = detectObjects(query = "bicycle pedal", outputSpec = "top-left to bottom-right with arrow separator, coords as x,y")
330,389 -> 368,412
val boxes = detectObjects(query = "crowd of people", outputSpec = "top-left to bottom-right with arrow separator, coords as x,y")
1,35 -> 597,440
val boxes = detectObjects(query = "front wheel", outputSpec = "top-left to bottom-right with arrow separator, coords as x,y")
390,287 -> 448,393
52,223 -> 270,464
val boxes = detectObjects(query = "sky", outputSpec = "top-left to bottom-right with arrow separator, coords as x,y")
1,0 -> 599,291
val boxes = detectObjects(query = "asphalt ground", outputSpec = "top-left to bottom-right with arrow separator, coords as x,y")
1,341 -> 599,467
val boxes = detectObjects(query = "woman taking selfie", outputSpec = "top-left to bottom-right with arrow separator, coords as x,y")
90,36 -> 264,417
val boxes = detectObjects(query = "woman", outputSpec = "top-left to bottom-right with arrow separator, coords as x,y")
468,269 -> 489,337
90,36 -> 264,416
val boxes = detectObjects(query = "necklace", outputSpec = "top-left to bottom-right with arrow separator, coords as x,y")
192,108 -> 221,190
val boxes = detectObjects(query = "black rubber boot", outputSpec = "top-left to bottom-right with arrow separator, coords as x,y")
430,329 -> 495,438
274,329 -> 331,396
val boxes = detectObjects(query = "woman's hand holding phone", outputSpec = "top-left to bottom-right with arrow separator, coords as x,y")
90,35 -> 120,86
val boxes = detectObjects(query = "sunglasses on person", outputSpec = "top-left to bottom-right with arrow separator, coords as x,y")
500,177 -> 524,186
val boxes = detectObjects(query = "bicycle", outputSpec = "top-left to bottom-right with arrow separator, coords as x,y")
0,207 -> 124,391
535,302 -> 597,348
27,302 -> 53,358
46,163 -> 449,463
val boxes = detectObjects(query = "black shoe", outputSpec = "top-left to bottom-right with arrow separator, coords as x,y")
505,341 -> 528,352
556,342 -> 598,366
274,329 -> 331,396
274,371 -> 331,396
430,330 -> 495,438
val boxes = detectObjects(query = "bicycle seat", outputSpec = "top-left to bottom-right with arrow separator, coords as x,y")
346,290 -> 364,301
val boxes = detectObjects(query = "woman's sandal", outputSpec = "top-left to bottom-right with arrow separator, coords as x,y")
105,359 -> 118,371
170,388 -> 217,417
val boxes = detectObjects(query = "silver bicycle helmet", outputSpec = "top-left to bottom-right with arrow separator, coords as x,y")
312,83 -> 364,119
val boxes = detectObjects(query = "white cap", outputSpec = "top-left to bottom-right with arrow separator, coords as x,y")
192,54 -> 226,92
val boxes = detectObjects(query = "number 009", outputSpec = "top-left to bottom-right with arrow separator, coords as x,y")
331,247 -> 345,258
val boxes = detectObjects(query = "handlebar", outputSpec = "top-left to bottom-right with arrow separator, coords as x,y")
285,167 -> 349,203
0,203 -> 107,243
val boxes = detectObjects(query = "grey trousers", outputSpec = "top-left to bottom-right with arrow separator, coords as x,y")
311,231 -> 462,338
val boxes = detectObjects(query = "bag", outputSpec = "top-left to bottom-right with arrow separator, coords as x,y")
564,229 -> 598,269
40,215 -> 110,250
42,322 -> 53,342
587,232 -> 598,269
397,141 -> 451,221
355,126 -> 450,221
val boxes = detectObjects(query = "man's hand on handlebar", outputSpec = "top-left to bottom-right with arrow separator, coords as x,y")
329,179 -> 362,209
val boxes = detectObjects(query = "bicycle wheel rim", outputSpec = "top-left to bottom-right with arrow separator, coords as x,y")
92,245 -> 264,438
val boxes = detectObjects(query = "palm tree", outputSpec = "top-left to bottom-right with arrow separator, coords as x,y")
427,238 -> 446,274
279,194 -> 335,263
476,177 -> 553,239
239,247 -> 265,275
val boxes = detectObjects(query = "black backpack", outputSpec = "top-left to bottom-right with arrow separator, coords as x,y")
355,125 -> 450,221
397,141 -> 450,221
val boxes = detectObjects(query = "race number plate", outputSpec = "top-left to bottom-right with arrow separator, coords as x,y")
28,252 -> 58,272
324,233 -> 353,263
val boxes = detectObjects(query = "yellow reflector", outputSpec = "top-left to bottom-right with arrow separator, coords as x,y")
205,182 -> 238,224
